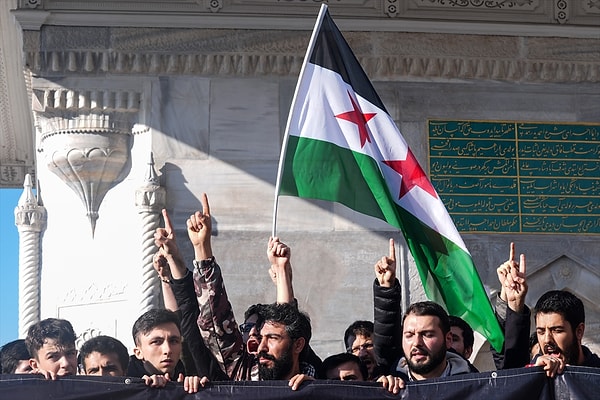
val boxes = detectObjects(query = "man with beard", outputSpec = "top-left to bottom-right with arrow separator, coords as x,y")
394,301 -> 471,381
155,193 -> 320,383
255,302 -> 314,389
372,239 -> 470,382
495,243 -> 600,376
531,290 -> 600,376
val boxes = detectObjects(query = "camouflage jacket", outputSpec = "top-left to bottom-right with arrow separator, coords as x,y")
192,256 -> 251,380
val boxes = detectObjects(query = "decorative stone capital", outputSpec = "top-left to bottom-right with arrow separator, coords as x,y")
136,152 -> 166,213
33,86 -> 138,236
14,174 -> 46,233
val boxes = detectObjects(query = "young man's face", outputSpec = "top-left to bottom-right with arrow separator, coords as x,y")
449,326 -> 471,359
349,334 -> 375,377
326,360 -> 364,381
133,322 -> 182,375
257,321 -> 303,380
536,312 -> 583,365
83,351 -> 125,376
30,338 -> 78,377
402,314 -> 450,380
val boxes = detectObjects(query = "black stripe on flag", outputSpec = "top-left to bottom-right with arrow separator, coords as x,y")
309,9 -> 388,113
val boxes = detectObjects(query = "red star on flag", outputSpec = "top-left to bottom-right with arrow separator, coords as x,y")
335,91 -> 376,148
383,151 -> 438,199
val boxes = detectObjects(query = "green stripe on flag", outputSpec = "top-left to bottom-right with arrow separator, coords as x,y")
280,135 -> 402,228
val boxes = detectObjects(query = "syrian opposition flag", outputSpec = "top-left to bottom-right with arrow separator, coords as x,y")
273,4 -> 504,351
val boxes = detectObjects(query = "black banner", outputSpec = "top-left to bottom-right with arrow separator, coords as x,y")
0,366 -> 597,399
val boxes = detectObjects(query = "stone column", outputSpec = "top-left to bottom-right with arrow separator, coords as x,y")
15,174 -> 46,337
135,152 -> 166,314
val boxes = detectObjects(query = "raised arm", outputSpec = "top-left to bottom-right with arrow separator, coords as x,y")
169,265 -> 229,381
187,193 -> 244,378
267,237 -> 294,304
373,238 -> 403,373
153,252 -> 178,312
493,242 -> 530,370
154,208 -> 228,381
267,237 -> 322,372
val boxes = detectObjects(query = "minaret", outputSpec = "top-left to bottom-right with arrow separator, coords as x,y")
135,152 -> 166,313
14,174 -> 47,338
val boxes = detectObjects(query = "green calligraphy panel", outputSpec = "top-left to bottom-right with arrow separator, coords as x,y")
428,120 -> 600,234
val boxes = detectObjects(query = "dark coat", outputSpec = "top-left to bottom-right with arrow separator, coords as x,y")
126,355 -> 185,378
373,278 -> 403,375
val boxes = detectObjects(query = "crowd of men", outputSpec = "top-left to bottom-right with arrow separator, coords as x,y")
1,193 -> 598,395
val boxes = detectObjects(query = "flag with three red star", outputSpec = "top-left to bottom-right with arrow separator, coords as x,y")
276,5 -> 503,351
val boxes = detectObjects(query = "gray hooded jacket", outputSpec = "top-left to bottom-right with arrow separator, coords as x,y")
394,350 -> 472,381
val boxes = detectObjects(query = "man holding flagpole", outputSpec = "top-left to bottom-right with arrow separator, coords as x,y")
273,3 -> 503,355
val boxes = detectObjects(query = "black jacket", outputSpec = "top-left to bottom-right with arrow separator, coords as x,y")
170,271 -> 229,381
492,296 -> 531,370
373,278 -> 403,374
581,346 -> 600,367
126,355 -> 185,378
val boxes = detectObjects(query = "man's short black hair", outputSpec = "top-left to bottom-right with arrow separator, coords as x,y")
244,303 -> 266,322
79,335 -> 129,373
403,301 -> 450,335
132,309 -> 181,346
318,352 -> 367,380
25,318 -> 77,359
343,320 -> 373,352
0,339 -> 30,374
260,303 -> 311,352
448,316 -> 474,351
534,290 -> 585,333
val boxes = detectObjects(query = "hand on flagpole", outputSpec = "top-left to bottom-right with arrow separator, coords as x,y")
375,238 -> 396,288
267,236 -> 294,303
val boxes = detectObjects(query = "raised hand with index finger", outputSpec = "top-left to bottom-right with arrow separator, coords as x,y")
375,238 -> 396,288
154,208 -> 188,279
154,208 -> 185,262
187,193 -> 213,261
154,208 -> 177,253
497,242 -> 527,313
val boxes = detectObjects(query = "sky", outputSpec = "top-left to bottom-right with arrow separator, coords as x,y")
0,188 -> 21,346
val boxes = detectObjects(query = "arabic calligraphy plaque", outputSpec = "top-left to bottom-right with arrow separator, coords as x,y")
428,120 -> 600,234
